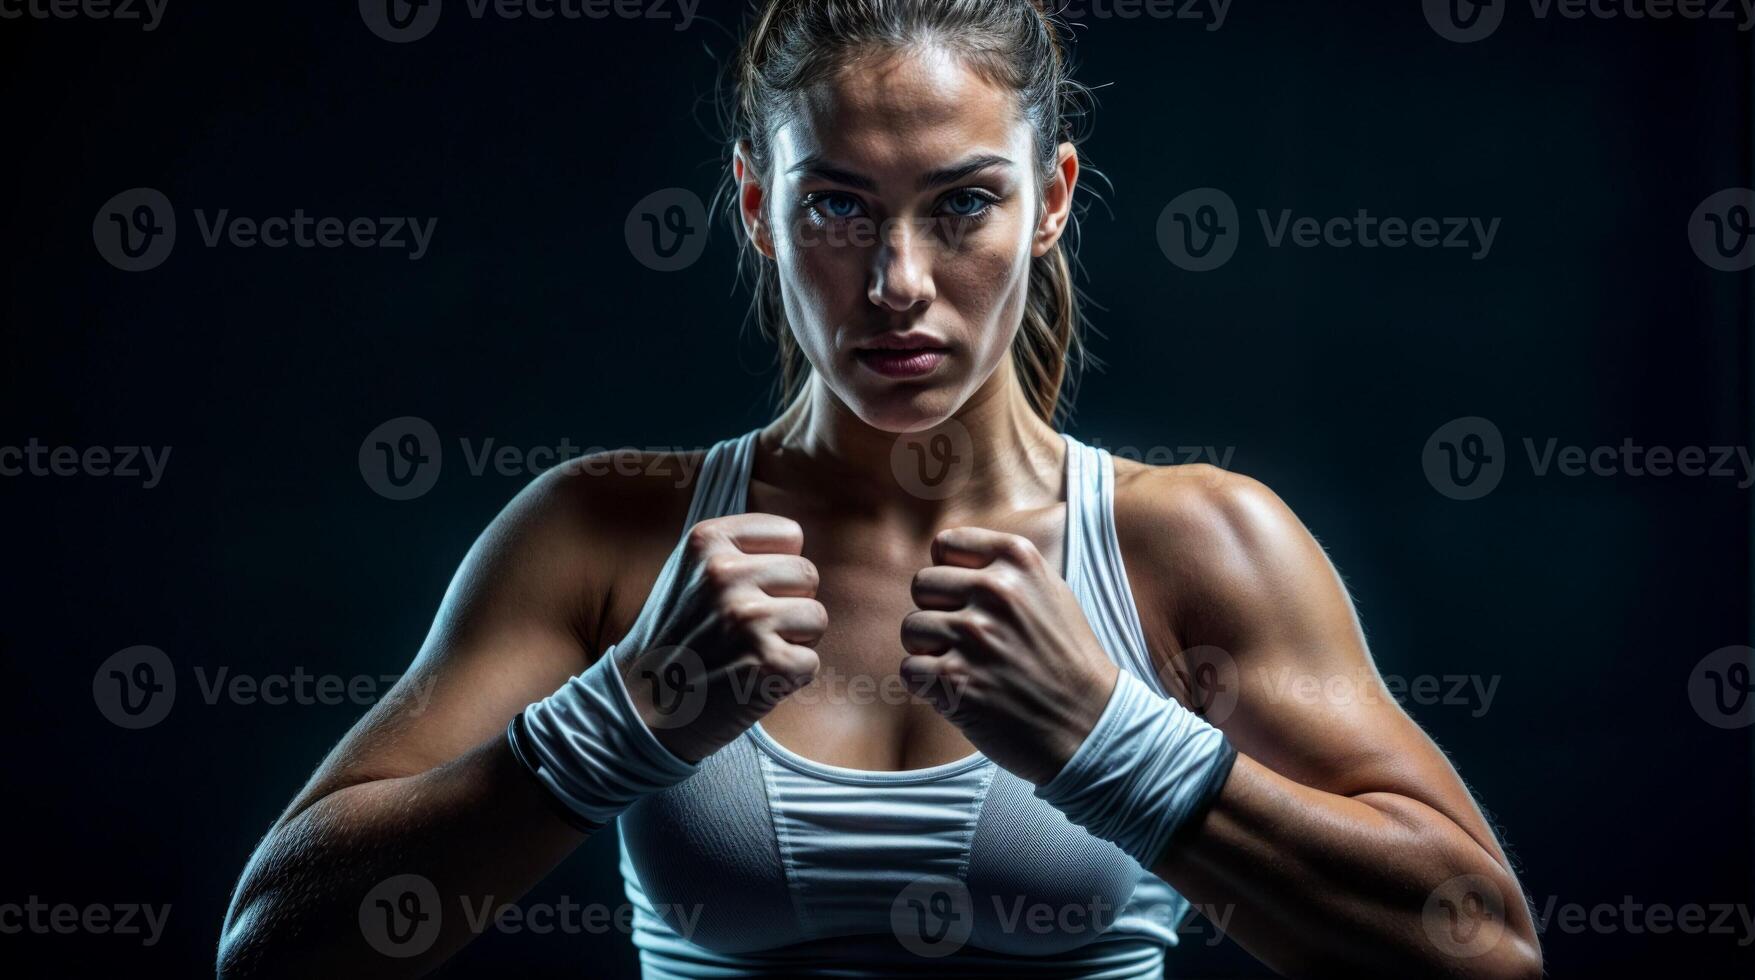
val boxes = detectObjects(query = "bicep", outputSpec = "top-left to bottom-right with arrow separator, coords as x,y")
278,465 -> 607,825
1148,471 -> 1510,864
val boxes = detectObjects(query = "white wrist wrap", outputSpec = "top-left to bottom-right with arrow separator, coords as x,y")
507,644 -> 702,832
1032,668 -> 1238,868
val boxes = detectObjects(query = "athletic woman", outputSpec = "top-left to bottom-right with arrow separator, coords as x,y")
218,2 -> 1543,976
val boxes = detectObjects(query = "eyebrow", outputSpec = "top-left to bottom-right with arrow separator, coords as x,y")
787,153 -> 1015,192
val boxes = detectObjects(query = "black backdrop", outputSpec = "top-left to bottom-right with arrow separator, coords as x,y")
2,1 -> 1751,976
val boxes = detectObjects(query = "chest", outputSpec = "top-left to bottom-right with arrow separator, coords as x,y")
761,506 -> 1069,772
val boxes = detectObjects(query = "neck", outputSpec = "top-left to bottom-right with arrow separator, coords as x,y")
759,358 -> 1067,524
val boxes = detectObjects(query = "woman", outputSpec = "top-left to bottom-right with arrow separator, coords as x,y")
218,1 -> 1543,976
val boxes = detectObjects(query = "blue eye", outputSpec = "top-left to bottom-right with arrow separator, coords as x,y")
806,192 -> 863,221
941,190 -> 997,220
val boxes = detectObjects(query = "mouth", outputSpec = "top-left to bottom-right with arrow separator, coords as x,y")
854,333 -> 951,379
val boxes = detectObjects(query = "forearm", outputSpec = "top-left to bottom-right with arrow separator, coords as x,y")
1153,752 -> 1542,980
217,734 -> 587,979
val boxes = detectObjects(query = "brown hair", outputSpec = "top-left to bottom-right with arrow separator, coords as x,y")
714,0 -> 1104,428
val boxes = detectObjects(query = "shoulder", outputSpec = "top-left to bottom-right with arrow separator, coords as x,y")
447,444 -> 712,654
1107,455 -> 1345,649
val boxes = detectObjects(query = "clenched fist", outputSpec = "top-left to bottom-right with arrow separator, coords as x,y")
899,526 -> 1121,787
620,512 -> 827,764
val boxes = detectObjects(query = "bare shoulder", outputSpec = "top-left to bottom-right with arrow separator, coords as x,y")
1107,455 -> 1345,653
451,445 -> 710,657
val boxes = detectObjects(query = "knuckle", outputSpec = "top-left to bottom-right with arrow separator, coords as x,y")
684,522 -> 719,561
1001,533 -> 1038,566
979,570 -> 1022,607
958,610 -> 1000,646
795,556 -> 821,593
805,598 -> 829,633
719,597 -> 767,633
702,554 -> 741,590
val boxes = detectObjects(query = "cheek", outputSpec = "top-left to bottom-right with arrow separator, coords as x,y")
941,229 -> 1034,357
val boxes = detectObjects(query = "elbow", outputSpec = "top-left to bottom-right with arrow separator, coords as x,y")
216,897 -> 275,980
1489,933 -> 1545,980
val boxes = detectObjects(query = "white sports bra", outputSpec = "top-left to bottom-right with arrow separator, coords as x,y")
608,428 -> 1196,978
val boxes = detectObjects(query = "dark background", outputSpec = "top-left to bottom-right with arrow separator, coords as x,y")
2,0 -> 1750,976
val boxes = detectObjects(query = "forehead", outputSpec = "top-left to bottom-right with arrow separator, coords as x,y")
774,45 -> 1026,180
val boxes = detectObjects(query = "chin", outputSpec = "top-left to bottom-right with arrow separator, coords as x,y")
840,378 -> 963,435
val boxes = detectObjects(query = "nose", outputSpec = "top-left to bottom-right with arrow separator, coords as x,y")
867,219 -> 935,312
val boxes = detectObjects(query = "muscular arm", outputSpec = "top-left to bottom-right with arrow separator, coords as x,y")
1119,465 -> 1543,979
217,460 -> 640,978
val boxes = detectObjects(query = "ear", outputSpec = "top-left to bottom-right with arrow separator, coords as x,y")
1031,142 -> 1080,258
734,140 -> 777,260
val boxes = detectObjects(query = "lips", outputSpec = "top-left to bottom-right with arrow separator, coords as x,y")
854,333 -> 951,379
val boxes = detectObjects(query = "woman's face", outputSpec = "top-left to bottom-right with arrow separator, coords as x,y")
738,45 -> 1078,433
